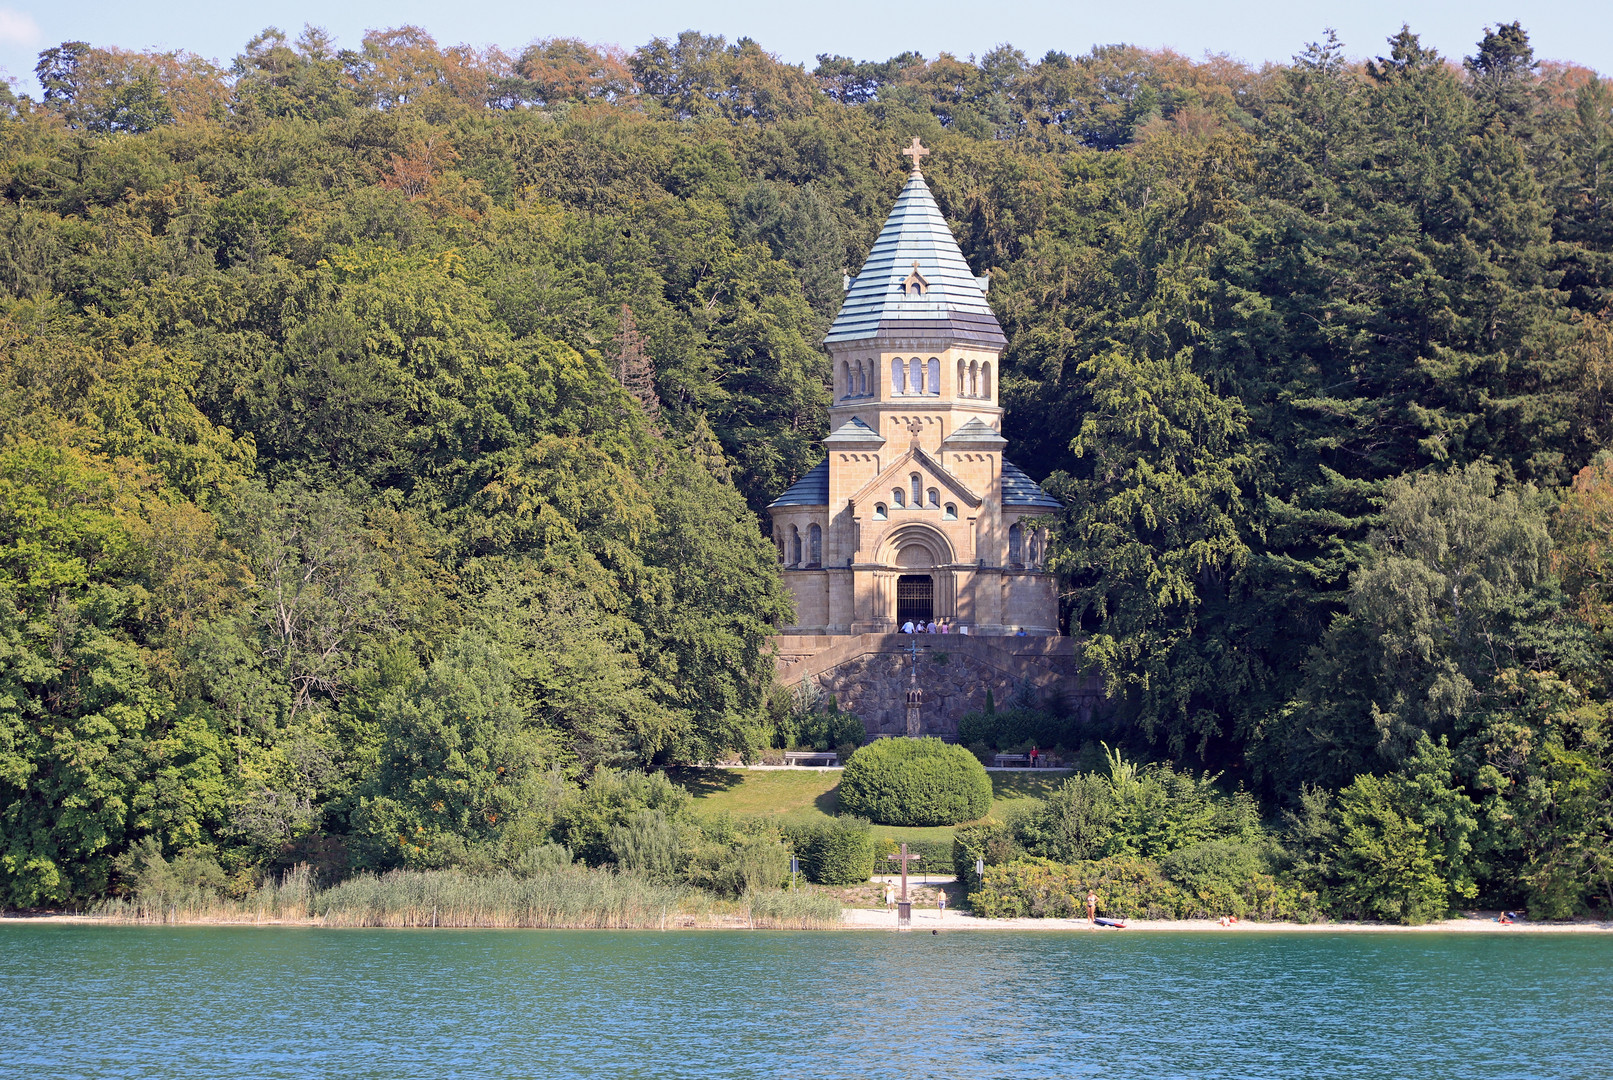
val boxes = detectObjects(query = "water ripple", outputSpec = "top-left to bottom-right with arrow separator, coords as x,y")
1,925 -> 1609,1079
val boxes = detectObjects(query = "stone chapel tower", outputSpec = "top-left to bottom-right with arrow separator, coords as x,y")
767,139 -> 1061,637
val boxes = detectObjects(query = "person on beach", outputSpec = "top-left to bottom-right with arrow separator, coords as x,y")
1087,891 -> 1098,924
885,884 -> 896,911
938,891 -> 947,920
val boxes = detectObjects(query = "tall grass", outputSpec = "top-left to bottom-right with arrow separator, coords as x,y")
316,866 -> 693,928
94,864 -> 846,929
744,888 -> 842,928
94,863 -> 319,924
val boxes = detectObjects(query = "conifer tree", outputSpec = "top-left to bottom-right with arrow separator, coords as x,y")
613,304 -> 663,433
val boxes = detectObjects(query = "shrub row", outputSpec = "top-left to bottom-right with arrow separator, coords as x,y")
957,707 -> 1086,752
839,737 -> 992,826
969,856 -> 1322,922
873,835 -> 952,878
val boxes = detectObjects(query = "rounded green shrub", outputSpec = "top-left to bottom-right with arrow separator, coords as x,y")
839,737 -> 992,826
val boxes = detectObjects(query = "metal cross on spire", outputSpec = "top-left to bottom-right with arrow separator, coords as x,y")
901,137 -> 930,174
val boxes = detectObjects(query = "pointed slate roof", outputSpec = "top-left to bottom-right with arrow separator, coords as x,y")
827,168 -> 1007,349
940,417 -> 1008,449
1001,460 -> 1062,510
768,460 -> 829,507
822,416 -> 886,446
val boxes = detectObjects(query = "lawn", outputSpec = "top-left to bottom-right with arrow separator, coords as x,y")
669,767 -> 1072,851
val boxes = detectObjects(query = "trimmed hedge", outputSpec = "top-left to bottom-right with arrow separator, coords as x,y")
783,817 -> 875,885
957,707 -> 1076,751
970,856 -> 1322,921
873,835 -> 952,877
840,737 -> 992,827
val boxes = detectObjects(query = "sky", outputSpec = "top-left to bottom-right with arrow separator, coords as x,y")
0,0 -> 1608,94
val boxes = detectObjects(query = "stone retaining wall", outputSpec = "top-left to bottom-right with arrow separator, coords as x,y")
773,634 -> 1106,739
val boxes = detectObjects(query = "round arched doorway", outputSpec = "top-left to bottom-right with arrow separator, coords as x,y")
894,541 -> 935,626
896,574 -> 933,626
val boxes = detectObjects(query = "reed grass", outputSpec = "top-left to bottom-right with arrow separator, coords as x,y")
94,863 -> 318,924
743,888 -> 843,928
93,864 -> 846,930
316,866 -> 694,928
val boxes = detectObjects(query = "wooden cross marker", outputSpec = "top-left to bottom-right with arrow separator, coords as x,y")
902,137 -> 930,173
887,841 -> 922,901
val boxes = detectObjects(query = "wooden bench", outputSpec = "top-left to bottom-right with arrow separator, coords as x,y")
783,750 -> 839,766
993,753 -> 1030,768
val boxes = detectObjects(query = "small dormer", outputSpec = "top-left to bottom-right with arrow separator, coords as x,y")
902,262 -> 929,297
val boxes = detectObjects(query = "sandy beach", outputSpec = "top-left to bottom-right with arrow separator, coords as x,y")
840,908 -> 1613,932
8,910 -> 1613,932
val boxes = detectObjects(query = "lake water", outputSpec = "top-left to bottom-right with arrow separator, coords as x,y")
2,924 -> 1609,1079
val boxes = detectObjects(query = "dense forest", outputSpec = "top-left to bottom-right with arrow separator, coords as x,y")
1,20 -> 1610,919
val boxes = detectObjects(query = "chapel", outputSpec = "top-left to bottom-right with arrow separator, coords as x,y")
768,140 -> 1061,636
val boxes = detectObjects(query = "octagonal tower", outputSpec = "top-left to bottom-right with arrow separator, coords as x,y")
768,141 -> 1060,637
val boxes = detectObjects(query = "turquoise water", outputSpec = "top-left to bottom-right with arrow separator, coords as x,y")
2,925 -> 1609,1079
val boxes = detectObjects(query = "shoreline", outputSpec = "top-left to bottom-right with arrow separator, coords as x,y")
7,910 -> 1611,933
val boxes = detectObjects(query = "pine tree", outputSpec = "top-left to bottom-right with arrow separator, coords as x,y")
614,304 -> 663,432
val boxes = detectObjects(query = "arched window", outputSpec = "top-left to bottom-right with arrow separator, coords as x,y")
909,358 -> 923,396
808,524 -> 822,567
927,487 -> 939,508
927,358 -> 939,396
943,503 -> 958,520
892,488 -> 905,507
1008,522 -> 1024,566
1028,529 -> 1042,567
841,360 -> 850,399
858,362 -> 868,396
910,473 -> 922,506
957,358 -> 966,396
968,360 -> 979,397
791,526 -> 802,566
874,503 -> 888,520
981,362 -> 992,399
891,358 -> 905,395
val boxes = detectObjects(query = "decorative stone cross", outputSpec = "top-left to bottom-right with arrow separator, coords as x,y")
902,137 -> 930,173
887,842 -> 922,901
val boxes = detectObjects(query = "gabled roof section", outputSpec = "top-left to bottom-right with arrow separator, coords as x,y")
822,416 -> 886,447
827,171 -> 1007,349
940,417 -> 1007,450
849,446 -> 982,510
1002,460 -> 1062,510
768,460 -> 829,508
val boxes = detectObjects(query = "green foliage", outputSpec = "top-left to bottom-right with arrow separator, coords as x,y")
609,810 -> 684,883
769,682 -> 867,759
1322,738 -> 1481,924
556,769 -> 691,869
3,19 -> 1613,921
1007,749 -> 1260,865
953,819 -> 1021,890
839,737 -> 992,827
956,706 -> 1083,750
971,855 -> 1320,921
783,816 -> 874,885
1281,464 -> 1559,785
